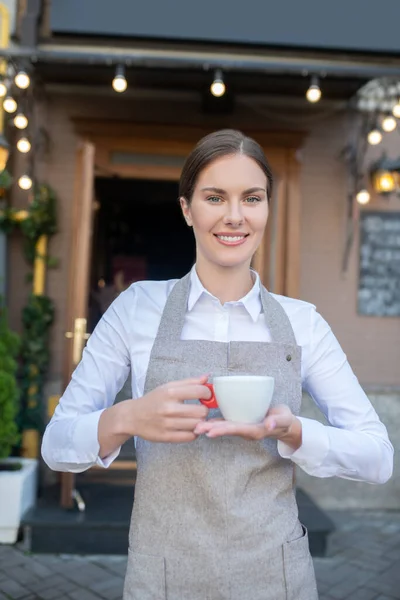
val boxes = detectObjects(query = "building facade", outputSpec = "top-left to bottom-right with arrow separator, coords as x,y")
3,0 -> 400,509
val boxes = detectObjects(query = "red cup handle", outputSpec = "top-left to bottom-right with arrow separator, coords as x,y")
200,383 -> 218,409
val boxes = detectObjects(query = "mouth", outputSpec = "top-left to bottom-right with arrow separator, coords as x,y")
213,233 -> 249,246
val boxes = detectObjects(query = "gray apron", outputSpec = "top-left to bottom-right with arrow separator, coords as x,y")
123,273 -> 318,600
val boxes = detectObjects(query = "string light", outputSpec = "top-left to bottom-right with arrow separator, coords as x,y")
13,112 -> 28,129
14,69 -> 30,90
0,79 -> 7,97
382,115 -> 397,132
18,174 -> 32,190
356,189 -> 370,205
306,76 -> 322,103
17,137 -> 31,153
3,95 -> 17,113
367,128 -> 382,145
210,69 -> 226,97
392,101 -> 400,119
112,65 -> 127,93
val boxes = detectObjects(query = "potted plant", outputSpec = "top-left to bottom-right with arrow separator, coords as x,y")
0,298 -> 38,543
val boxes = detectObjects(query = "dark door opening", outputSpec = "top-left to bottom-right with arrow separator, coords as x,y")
89,176 -> 195,327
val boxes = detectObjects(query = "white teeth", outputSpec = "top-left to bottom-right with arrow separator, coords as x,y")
217,235 -> 245,242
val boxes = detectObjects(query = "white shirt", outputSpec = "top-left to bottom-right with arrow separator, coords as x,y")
42,267 -> 393,484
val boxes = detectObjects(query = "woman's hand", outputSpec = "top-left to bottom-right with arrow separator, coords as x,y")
193,405 -> 302,450
117,375 -> 212,444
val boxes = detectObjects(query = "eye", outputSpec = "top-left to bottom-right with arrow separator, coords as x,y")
207,196 -> 223,203
244,196 -> 262,203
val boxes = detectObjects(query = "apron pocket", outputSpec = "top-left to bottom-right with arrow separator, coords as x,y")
123,549 -> 166,600
283,526 -> 318,600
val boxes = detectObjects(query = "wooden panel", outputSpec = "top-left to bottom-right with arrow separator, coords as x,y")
252,150 -> 288,293
63,140 -> 95,382
72,119 -> 306,150
61,140 -> 95,509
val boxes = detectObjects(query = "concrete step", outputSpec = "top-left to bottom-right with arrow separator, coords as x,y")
22,484 -> 334,556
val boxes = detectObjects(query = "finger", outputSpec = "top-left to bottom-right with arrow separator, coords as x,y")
203,421 -> 266,439
193,419 -> 224,435
168,384 -> 212,402
264,414 -> 292,432
168,418 -> 207,432
164,431 -> 197,443
166,375 -> 209,388
173,404 -> 209,419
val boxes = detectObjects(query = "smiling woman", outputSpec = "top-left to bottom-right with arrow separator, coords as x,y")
42,129 -> 393,600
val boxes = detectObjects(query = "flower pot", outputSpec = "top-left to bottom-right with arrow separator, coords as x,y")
0,457 -> 38,543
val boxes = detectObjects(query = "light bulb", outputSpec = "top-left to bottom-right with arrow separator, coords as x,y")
356,189 -> 370,205
368,129 -> 382,145
15,70 -> 30,90
306,76 -> 321,103
380,174 -> 395,192
0,81 -> 7,97
306,85 -> 321,103
112,65 -> 127,93
382,115 -> 397,132
3,96 -> 17,113
392,102 -> 400,119
13,113 -> 28,129
18,174 -> 32,190
210,69 -> 226,97
17,137 -> 31,153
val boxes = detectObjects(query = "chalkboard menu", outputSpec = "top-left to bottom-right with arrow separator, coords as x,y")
358,211 -> 400,317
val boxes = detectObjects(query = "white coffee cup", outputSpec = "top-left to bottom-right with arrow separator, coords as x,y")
201,375 -> 275,424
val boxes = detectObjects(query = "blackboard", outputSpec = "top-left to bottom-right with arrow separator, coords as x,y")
358,212 -> 400,317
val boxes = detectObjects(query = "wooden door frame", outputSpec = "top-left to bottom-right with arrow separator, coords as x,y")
72,119 -> 305,297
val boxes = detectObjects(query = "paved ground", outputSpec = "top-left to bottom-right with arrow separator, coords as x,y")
1,510 -> 400,599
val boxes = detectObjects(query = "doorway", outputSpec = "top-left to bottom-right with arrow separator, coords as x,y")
88,176 -> 195,330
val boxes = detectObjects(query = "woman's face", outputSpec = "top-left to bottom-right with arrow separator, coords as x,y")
180,154 -> 269,270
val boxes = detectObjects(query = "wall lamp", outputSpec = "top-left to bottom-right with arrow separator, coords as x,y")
370,155 -> 400,195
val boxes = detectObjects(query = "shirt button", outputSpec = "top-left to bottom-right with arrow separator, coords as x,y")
286,354 -> 292,362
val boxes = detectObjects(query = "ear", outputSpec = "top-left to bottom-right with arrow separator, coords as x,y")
180,197 -> 193,226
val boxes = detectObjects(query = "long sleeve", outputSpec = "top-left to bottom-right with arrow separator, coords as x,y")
278,307 -> 394,484
41,289 -> 133,473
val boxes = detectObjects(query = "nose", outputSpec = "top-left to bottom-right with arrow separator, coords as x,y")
223,200 -> 244,227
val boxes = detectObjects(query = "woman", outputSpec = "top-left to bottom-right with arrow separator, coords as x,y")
42,129 -> 393,600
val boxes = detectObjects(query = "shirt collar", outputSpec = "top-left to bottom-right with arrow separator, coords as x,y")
187,265 -> 262,323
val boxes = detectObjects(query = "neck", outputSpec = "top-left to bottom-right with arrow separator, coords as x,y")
195,258 -> 254,303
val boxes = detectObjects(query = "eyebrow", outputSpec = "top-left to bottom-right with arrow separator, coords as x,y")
200,186 -> 266,195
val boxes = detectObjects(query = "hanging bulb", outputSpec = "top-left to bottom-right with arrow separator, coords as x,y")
0,80 -> 7,97
14,69 -> 30,90
112,64 -> 127,93
382,115 -> 397,132
3,95 -> 17,113
356,189 -> 370,205
392,101 -> 400,119
306,75 -> 322,103
210,69 -> 226,97
17,137 -> 31,153
13,112 -> 28,129
18,174 -> 32,190
367,128 -> 382,145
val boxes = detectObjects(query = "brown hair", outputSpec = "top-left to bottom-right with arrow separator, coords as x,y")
179,129 -> 273,204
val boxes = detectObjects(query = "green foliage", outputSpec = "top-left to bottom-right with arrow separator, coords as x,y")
0,182 -> 58,435
0,169 -> 13,191
0,302 -> 21,459
20,185 -> 58,265
19,295 -> 55,431
0,206 -> 17,234
0,183 -> 58,265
